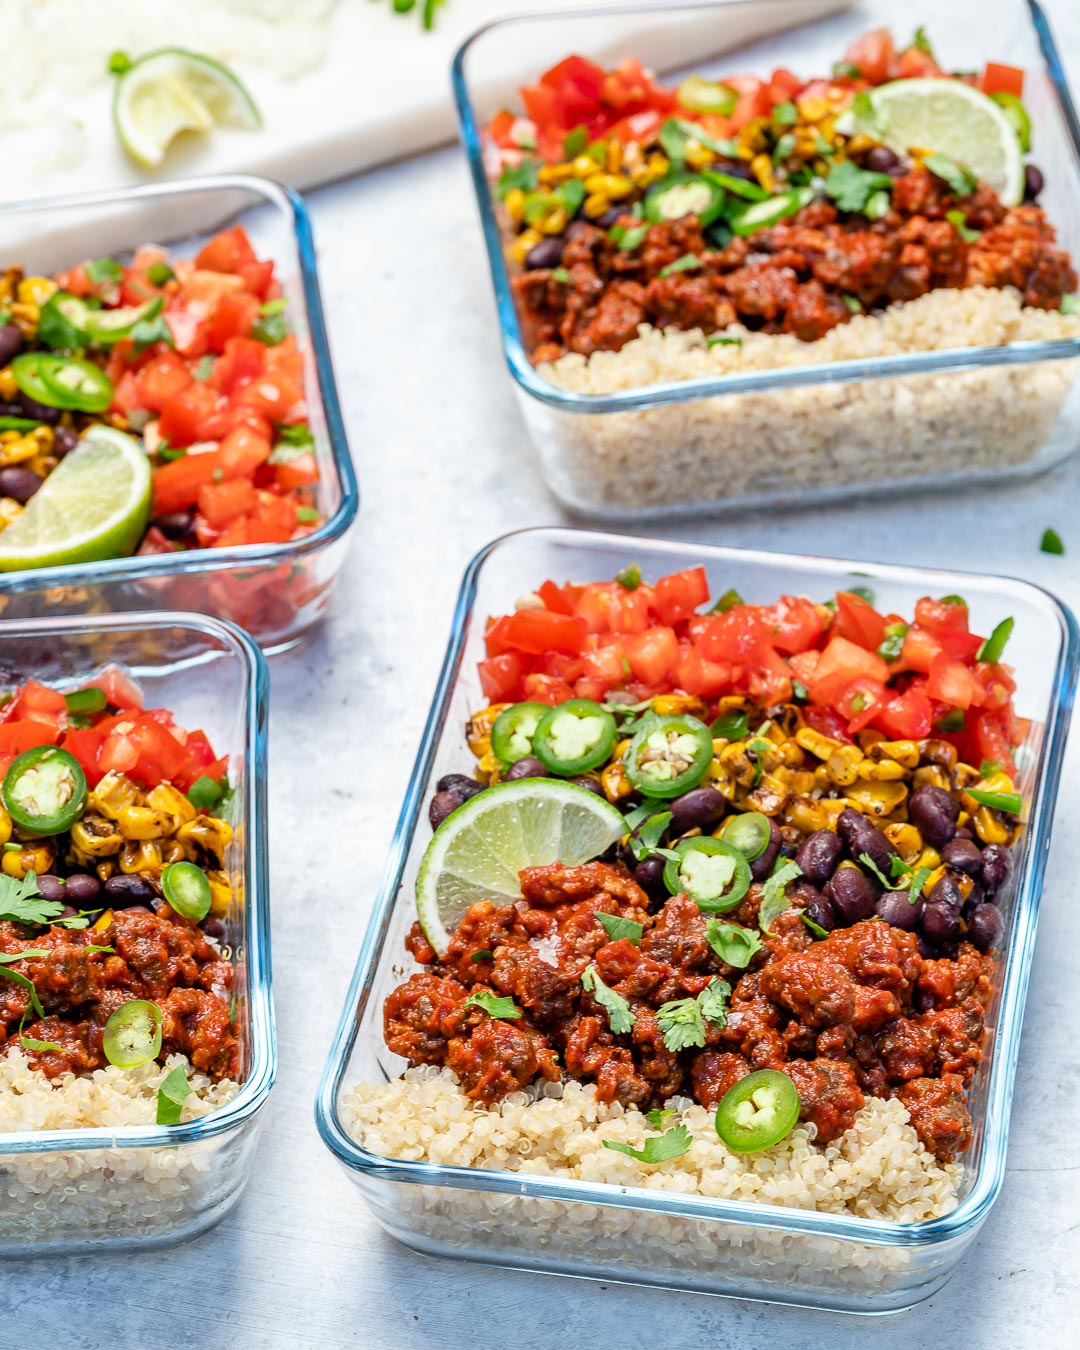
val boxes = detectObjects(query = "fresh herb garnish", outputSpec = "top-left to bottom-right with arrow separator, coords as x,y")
791,679 -> 809,703
707,334 -> 743,348
976,617 -> 1014,664
696,977 -> 731,1026
758,860 -> 802,935
832,60 -> 862,79
705,918 -> 763,968
935,709 -> 966,733
800,913 -> 830,939
646,1107 -> 676,1130
602,1122 -> 692,1165
1041,528 -> 1065,555
86,256 -> 123,285
497,159 -> 538,199
620,796 -> 671,830
771,101 -> 797,126
616,562 -> 641,590
864,188 -> 891,221
710,588 -> 743,614
550,268 -> 572,284
912,25 -> 935,57
877,621 -> 908,661
463,989 -> 521,1020
925,154 -> 977,197
469,949 -> 494,963
156,1064 -> 192,1126
1061,295 -> 1080,315
940,594 -> 968,608
53,909 -> 104,931
712,710 -> 749,741
0,950 -> 49,1018
19,1033 -> 63,1054
296,506 -> 321,524
906,865 -> 932,905
746,737 -> 771,787
772,133 -> 797,164
186,774 -> 226,811
563,126 -> 588,158
824,159 -> 894,214
131,312 -> 174,355
656,979 -> 729,1053
968,789 -> 1022,815
581,964 -> 635,1034
847,90 -> 885,138
946,209 -> 981,242
252,308 -> 288,346
609,222 -> 648,251
981,759 -> 1004,778
594,911 -> 644,945
658,253 -> 702,279
147,261 -> 175,287
0,872 -> 63,927
626,812 -> 678,865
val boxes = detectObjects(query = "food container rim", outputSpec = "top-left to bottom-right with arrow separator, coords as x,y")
0,173 -> 359,595
0,606 -> 276,1155
451,0 -> 1080,415
315,524 -> 1078,1251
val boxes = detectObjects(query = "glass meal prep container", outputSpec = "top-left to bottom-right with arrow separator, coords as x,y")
0,608 -> 274,1258
0,175 -> 357,654
453,0 -> 1080,521
316,525 -> 1077,1313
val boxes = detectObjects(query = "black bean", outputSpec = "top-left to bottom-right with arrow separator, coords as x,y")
436,773 -> 483,795
836,807 -> 896,874
1024,164 -> 1045,201
0,324 -> 23,366
942,838 -> 983,875
908,785 -> 960,848
57,905 -> 78,920
64,873 -> 102,904
202,916 -> 227,939
825,865 -> 879,923
0,466 -> 43,503
980,843 -> 1012,895
568,775 -> 605,796
36,874 -> 67,903
922,875 -> 964,942
564,220 -> 593,241
524,236 -> 565,270
104,874 -> 158,907
864,145 -> 903,175
952,826 -> 974,841
789,881 -> 834,932
749,818 -> 782,881
795,828 -> 843,886
917,934 -> 940,960
52,425 -> 79,456
17,392 -> 60,425
717,160 -> 756,182
634,856 -> 667,899
153,510 -> 195,540
669,786 -> 727,835
968,903 -> 1004,952
875,889 -> 924,930
962,880 -> 986,919
429,791 -> 464,829
595,208 -> 624,230
504,756 -> 548,781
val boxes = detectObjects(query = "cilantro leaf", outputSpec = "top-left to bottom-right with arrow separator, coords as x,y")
824,159 -> 895,214
696,977 -> 731,1027
712,710 -> 749,741
620,797 -> 670,830
602,1122 -> 692,1165
0,950 -> 49,1018
0,872 -> 64,927
710,588 -> 743,614
463,989 -> 521,1020
156,1064 -> 192,1126
912,26 -> 935,58
131,312 -> 174,355
848,90 -> 885,137
656,996 -> 707,1052
758,860 -> 802,935
497,159 -> 538,199
469,950 -> 493,963
646,1107 -> 676,1130
859,852 -> 900,891
800,913 -> 830,939
593,911 -> 644,945
1041,527 -> 1065,555
946,208 -> 981,242
925,153 -> 977,197
907,865 -> 933,906
705,918 -> 763,969
86,256 -> 123,285
626,811 -> 673,863
581,964 -> 635,1034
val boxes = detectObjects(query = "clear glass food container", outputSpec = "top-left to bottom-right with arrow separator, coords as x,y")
0,609 -> 275,1257
453,0 -> 1080,521
317,526 -> 1077,1313
0,176 -> 358,653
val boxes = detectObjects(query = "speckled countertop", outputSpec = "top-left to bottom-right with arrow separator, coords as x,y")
6,2 -> 1080,1345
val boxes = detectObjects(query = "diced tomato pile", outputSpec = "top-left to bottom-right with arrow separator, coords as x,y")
0,669 -> 227,791
479,571 -> 1024,775
485,38 -> 1024,162
57,224 -> 319,553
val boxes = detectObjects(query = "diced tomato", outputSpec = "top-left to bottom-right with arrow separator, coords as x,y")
136,350 -> 193,412
574,583 -> 615,634
207,291 -> 260,351
198,479 -> 258,529
199,404 -> 273,443
152,452 -> 224,514
624,626 -> 678,686
538,579 -> 574,615
842,28 -> 894,84
60,726 -> 107,786
836,676 -> 888,735
158,383 -> 221,447
698,606 -> 772,663
766,595 -> 826,653
110,369 -> 143,419
195,224 -> 258,275
914,596 -> 970,635
674,645 -> 733,698
935,628 -> 984,662
810,636 -> 889,706
579,643 -> 628,689
0,720 -> 60,756
219,424 -> 272,479
789,649 -> 820,688
522,673 -> 574,706
893,47 -> 943,79
832,592 -> 888,652
239,259 -> 276,301
275,453 -> 319,492
765,67 -> 802,103
487,109 -> 517,147
521,81 -> 560,131
478,653 -> 522,703
501,609 -> 588,655
980,62 -> 1024,97
962,708 -> 1018,778
539,650 -> 584,685
926,653 -> 982,710
900,624 -> 944,674
802,705 -> 854,744
236,370 -> 304,423
747,643 -> 793,705
21,680 -> 67,714
876,683 -> 933,740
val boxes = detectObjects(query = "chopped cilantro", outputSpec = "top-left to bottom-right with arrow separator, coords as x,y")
711,710 -> 749,741
710,588 -> 743,614
602,1122 -> 692,1165
912,26 -> 936,58
497,159 -> 539,199
563,126 -> 588,158
946,209 -> 981,242
824,159 -> 894,214
758,860 -> 802,935
85,256 -> 123,285
469,950 -> 494,963
707,334 -> 743,348
463,989 -> 521,1020
772,101 -> 797,126
593,911 -> 643,945
800,913 -> 830,939
156,1064 -> 192,1125
646,1107 -> 676,1130
581,964 -> 635,1034
704,919 -> 763,969
0,872 -> 63,927
549,268 -> 571,283
925,154 -> 977,197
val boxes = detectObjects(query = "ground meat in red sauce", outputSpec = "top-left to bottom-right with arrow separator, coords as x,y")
388,862 -> 993,1160
0,908 -> 239,1081
516,166 -> 1077,361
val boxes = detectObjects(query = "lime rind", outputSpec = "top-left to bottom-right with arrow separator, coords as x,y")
415,779 -> 626,954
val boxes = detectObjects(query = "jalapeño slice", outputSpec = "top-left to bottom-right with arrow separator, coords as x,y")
103,999 -> 163,1068
12,352 -> 114,413
2,745 -> 87,836
715,1068 -> 800,1153
161,861 -> 213,923
662,836 -> 751,912
624,714 -> 712,799
719,811 -> 772,860
38,291 -> 164,349
644,174 -> 726,227
491,701 -> 550,766
532,699 -> 617,776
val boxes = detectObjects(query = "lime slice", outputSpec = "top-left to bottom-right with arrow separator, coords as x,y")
113,48 -> 261,169
415,779 -> 627,954
0,426 -> 151,572
869,78 -> 1025,206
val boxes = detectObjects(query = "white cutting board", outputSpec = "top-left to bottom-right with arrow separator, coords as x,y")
2,0 -> 852,204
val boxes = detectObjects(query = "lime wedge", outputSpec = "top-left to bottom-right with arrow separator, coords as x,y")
0,426 -> 151,572
869,78 -> 1025,206
113,48 -> 261,169
416,779 -> 627,954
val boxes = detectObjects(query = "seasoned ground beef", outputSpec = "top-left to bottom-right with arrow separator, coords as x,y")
516,166 -> 1077,361
386,861 -> 992,1160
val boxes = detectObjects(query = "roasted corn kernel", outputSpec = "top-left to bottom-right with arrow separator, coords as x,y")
3,843 -> 54,879
119,840 -> 163,874
90,771 -> 144,822
71,816 -> 124,858
118,806 -> 175,841
467,706 -> 506,759
602,758 -> 633,803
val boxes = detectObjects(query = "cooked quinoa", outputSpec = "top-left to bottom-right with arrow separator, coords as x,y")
344,1067 -> 961,1224
530,286 -> 1080,516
